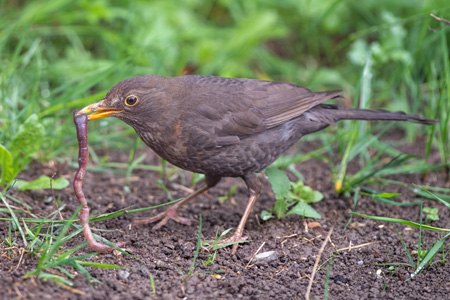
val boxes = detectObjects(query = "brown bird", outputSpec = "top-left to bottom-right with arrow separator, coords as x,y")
78,75 -> 436,254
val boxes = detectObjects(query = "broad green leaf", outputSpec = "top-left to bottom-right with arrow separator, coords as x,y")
9,114 -> 45,180
266,167 -> 290,200
15,176 -> 70,191
308,191 -> 324,203
286,202 -> 322,219
0,144 -> 14,185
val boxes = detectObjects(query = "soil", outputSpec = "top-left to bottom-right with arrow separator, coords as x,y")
1,137 -> 450,300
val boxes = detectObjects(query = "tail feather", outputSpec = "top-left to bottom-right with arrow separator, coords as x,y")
318,104 -> 438,125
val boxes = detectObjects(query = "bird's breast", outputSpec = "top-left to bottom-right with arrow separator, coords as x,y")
133,117 -> 308,177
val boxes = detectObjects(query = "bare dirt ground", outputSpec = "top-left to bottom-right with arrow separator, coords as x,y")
1,138 -> 449,300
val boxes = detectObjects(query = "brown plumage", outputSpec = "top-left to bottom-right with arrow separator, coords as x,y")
78,75 -> 436,254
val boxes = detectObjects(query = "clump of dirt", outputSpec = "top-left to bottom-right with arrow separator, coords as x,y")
1,139 -> 449,299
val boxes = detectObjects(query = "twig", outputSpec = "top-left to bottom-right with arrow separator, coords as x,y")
13,285 -> 23,299
336,241 -> 379,252
430,13 -> 450,26
169,182 -> 195,194
14,248 -> 26,271
255,213 -> 261,227
305,227 -> 333,300
245,241 -> 266,268
283,233 -> 298,239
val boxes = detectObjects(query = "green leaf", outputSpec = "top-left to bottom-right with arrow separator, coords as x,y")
309,191 -> 324,203
422,207 -> 438,215
423,207 -> 439,222
273,198 -> 288,219
0,144 -> 14,185
8,114 -> 45,180
301,185 -> 313,195
425,214 -> 439,222
290,180 -> 305,194
289,180 -> 324,203
15,176 -> 70,191
260,210 -> 274,221
266,167 -> 290,200
286,202 -> 322,219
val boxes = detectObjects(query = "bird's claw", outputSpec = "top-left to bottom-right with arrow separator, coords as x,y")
133,207 -> 193,230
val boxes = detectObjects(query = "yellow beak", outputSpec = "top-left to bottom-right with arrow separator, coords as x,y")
76,100 -> 123,121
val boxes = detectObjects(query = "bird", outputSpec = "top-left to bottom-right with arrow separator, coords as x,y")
78,75 -> 436,255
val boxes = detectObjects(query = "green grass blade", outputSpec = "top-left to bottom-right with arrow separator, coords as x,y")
187,214 -> 202,278
413,184 -> 450,209
1,192 -> 28,247
352,212 -> 449,232
77,261 -> 124,269
394,227 -> 415,267
410,232 -> 450,279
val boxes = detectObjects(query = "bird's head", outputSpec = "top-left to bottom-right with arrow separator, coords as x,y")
77,75 -> 170,125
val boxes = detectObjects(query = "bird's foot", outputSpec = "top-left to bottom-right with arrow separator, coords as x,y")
212,231 -> 249,255
133,206 -> 193,230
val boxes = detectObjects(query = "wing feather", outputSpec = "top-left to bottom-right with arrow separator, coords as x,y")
179,76 -> 342,143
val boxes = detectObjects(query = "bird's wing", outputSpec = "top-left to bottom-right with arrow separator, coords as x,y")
189,77 -> 342,139
251,80 -> 342,128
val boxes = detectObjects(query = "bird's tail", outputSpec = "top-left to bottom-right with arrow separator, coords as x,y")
319,104 -> 437,125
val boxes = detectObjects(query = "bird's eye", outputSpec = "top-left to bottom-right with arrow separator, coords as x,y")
124,95 -> 138,107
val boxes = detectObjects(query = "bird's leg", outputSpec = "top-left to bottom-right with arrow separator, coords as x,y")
133,175 -> 221,230
216,174 -> 261,255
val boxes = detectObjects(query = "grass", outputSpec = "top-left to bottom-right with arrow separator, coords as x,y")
0,0 -> 450,296
0,190 -> 120,287
1,1 -> 449,169
354,190 -> 450,279
0,188 -> 184,286
372,224 -> 450,280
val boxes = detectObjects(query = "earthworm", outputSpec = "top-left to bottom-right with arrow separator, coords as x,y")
73,111 -> 126,252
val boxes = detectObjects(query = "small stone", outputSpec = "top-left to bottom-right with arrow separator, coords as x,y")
358,260 -> 364,265
117,269 -> 130,280
44,196 -> 53,204
139,267 -> 150,277
156,260 -> 168,269
252,251 -> 278,266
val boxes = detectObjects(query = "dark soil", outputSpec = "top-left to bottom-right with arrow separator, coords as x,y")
1,138 -> 450,300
